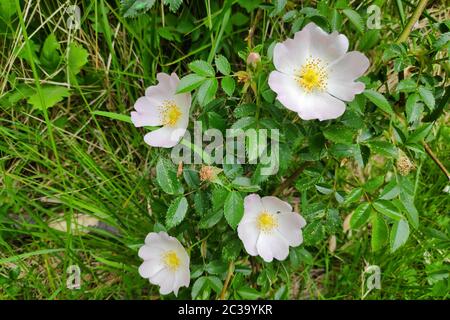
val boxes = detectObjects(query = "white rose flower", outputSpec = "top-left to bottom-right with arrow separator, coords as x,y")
268,22 -> 370,121
237,194 -> 307,262
138,231 -> 190,296
131,72 -> 191,148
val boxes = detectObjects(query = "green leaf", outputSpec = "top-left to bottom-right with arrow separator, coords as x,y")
157,27 -> 175,41
405,93 -> 422,124
121,0 -> 156,18
363,176 -> 385,193
176,74 -> 206,93
303,220 -> 325,245
68,43 -> 89,80
407,123 -> 433,144
373,200 -> 404,221
282,10 -> 297,22
269,0 -> 287,17
397,79 -> 417,93
222,238 -> 242,261
207,276 -> 223,293
27,86 -> 70,110
234,104 -> 255,118
212,187 -> 228,213
390,219 -> 410,252
418,86 -> 435,110
92,111 -> 132,123
231,11 -> 250,26
237,0 -> 261,12
163,0 -> 183,12
199,209 -> 223,229
153,222 -> 167,233
237,287 -> 262,299
231,117 -> 256,130
315,183 -> 333,195
231,177 -> 260,193
289,247 -> 313,267
398,176 -> 419,229
1,84 -> 34,108
188,60 -> 215,77
156,158 -> 184,195
193,191 -> 207,216
18,39 -> 40,65
0,0 -> 16,21
224,191 -> 244,230
364,89 -> 394,115
191,276 -> 208,299
330,8 -> 342,32
371,213 -> 388,251
215,55 -> 231,75
221,76 -> 235,96
323,126 -> 354,145
165,196 -> 188,229
434,32 -> 450,50
197,78 -> 218,106
183,168 -> 200,188
343,9 -> 365,33
423,86 -> 449,122
379,180 -> 400,200
350,202 -> 371,229
358,29 -> 380,51
205,260 -> 228,275
40,34 -> 61,71
366,141 -> 398,158
344,188 -> 363,205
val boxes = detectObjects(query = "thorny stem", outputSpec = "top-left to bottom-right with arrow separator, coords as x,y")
423,142 -> 450,181
246,9 -> 262,48
272,162 -> 311,196
396,0 -> 429,44
395,0 -> 428,112
219,261 -> 235,300
393,0 -> 449,181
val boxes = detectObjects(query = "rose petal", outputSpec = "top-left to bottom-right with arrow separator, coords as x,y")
243,194 -> 264,217
144,126 -> 186,148
256,233 -> 289,262
138,244 -> 163,260
304,23 -> 349,63
277,213 -> 305,247
297,92 -> 346,121
273,39 -> 308,75
261,196 -> 292,214
139,260 -> 165,279
328,51 -> 370,82
237,221 -> 260,256
327,80 -> 365,101
268,71 -> 305,113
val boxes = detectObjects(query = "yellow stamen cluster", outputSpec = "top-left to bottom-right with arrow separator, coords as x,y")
257,212 -> 278,233
160,100 -> 182,127
162,250 -> 181,271
296,57 -> 328,93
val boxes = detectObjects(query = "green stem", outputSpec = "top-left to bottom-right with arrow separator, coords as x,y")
396,0 -> 429,44
219,261 -> 235,300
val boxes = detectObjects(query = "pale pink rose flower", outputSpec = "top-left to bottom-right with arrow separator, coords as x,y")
237,194 -> 307,262
138,232 -> 190,296
269,22 -> 370,121
131,72 -> 191,148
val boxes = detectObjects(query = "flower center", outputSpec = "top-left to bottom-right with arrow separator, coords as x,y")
257,212 -> 278,233
295,57 -> 328,93
160,100 -> 182,127
162,250 -> 181,271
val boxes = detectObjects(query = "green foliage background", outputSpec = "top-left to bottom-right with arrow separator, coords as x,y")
0,0 -> 449,299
